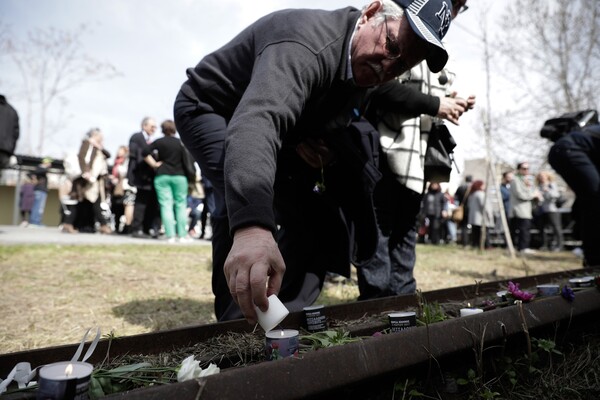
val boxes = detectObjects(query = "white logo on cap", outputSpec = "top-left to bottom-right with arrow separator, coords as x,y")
435,2 -> 451,37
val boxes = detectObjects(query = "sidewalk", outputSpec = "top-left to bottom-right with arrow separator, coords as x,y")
0,225 -> 211,246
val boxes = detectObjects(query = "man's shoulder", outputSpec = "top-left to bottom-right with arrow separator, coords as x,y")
255,7 -> 358,51
129,131 -> 144,142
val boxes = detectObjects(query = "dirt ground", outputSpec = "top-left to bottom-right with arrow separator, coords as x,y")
0,243 -> 585,354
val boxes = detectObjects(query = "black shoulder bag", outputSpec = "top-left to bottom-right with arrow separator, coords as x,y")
424,121 -> 457,183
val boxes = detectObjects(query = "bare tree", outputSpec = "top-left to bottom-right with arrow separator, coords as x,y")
491,0 -> 600,167
3,24 -> 120,156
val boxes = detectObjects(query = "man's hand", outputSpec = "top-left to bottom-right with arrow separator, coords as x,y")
437,91 -> 476,125
224,226 -> 285,325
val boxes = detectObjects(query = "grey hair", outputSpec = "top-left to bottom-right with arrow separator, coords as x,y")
86,127 -> 102,138
363,0 -> 405,25
141,117 -> 153,129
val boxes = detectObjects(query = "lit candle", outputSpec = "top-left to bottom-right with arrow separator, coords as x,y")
265,329 -> 299,361
460,307 -> 484,317
37,361 -> 93,399
568,276 -> 594,288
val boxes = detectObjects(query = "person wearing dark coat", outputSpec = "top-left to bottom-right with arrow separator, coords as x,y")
127,117 -> 161,238
0,94 -> 20,169
174,0 -> 454,323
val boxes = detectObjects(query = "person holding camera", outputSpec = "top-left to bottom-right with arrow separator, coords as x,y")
547,111 -> 600,266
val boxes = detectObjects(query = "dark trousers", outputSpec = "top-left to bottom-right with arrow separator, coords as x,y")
174,92 -> 335,320
112,196 -> 125,232
131,188 -> 160,234
511,217 -> 532,251
470,225 -> 490,249
356,164 -> 421,300
549,131 -> 600,265
540,212 -> 563,250
200,182 -> 215,237
66,199 -> 110,231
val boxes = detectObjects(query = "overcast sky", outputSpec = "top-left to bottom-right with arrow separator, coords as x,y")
1,0 -> 503,180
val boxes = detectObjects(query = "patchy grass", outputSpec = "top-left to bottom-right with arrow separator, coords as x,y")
0,243 -> 582,353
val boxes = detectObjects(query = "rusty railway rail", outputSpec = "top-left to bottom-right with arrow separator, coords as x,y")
1,267 -> 599,399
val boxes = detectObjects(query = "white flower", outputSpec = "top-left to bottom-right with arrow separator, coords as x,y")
177,356 -> 220,382
198,363 -> 220,377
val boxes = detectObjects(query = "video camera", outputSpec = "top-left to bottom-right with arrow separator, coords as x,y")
540,109 -> 599,142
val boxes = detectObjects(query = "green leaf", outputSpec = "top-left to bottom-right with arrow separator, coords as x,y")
107,362 -> 153,374
467,369 -> 476,379
89,377 -> 105,400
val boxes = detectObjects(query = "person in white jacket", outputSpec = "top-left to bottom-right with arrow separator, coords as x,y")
509,162 -> 541,253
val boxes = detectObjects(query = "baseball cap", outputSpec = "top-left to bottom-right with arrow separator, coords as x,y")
393,0 -> 452,72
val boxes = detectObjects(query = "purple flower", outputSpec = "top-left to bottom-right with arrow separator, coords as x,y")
507,281 -> 535,302
561,285 -> 575,302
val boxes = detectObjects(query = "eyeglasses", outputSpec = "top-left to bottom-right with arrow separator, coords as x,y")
383,15 -> 402,60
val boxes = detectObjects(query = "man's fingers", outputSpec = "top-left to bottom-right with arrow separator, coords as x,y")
235,268 -> 259,324
249,261 -> 271,314
266,251 -> 285,298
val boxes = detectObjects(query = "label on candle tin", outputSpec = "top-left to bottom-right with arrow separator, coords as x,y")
265,330 -> 299,361
388,312 -> 416,333
536,284 -> 559,297
303,305 -> 327,333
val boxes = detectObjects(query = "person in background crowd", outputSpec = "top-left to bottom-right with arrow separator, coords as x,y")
199,175 -> 214,240
0,94 -> 19,170
128,117 -> 161,238
111,145 -> 135,234
467,180 -> 494,249
443,188 -> 457,243
548,117 -> 600,266
421,182 -> 448,245
29,157 -> 52,226
509,161 -> 541,254
500,171 -> 513,223
187,173 -> 205,238
143,120 -> 191,243
19,174 -> 35,226
65,128 -> 112,234
454,174 -> 472,246
175,0 -> 455,322
535,171 -> 563,251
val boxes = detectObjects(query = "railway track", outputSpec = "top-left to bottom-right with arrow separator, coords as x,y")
1,267 -> 599,399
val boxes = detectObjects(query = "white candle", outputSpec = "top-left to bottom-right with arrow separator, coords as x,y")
568,276 -> 594,288
460,308 -> 484,317
37,361 -> 93,399
255,294 -> 289,332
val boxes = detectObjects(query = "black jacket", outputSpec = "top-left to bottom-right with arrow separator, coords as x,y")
0,95 -> 20,155
127,131 -> 155,190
